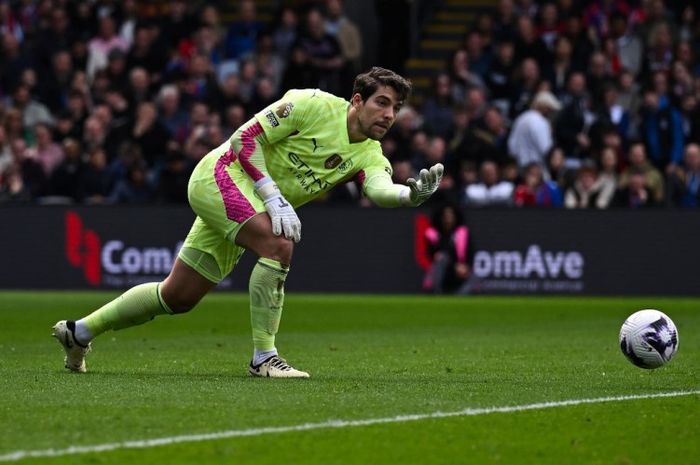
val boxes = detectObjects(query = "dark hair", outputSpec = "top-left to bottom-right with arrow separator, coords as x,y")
431,202 -> 465,232
352,67 -> 412,103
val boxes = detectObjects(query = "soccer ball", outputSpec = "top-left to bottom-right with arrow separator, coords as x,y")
619,309 -> 679,369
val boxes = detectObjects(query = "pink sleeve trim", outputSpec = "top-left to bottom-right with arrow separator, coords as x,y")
454,226 -> 469,264
353,170 -> 366,185
424,227 -> 439,244
238,122 -> 266,182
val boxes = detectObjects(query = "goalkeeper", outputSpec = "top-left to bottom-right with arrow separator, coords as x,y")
52,67 -> 444,378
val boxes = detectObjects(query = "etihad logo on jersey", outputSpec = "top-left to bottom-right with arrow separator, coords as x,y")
65,211 -> 180,287
288,152 -> 331,194
275,102 -> 294,118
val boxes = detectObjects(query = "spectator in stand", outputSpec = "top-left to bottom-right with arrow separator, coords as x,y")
475,13 -> 495,51
449,49 -> 487,105
246,33 -> 286,96
108,159 -> 154,204
224,0 -> 263,60
680,93 -> 700,145
564,165 -> 604,209
32,8 -> 72,78
28,123 -> 64,178
129,101 -> 170,169
158,84 -> 189,144
508,90 -> 561,170
422,73 -> 455,140
464,160 -> 514,207
8,137 -> 46,199
618,142 -> 665,204
127,24 -> 167,80
562,14 -> 595,73
545,145 -> 575,189
222,103 -> 247,137
82,115 -> 107,156
12,83 -> 54,128
643,22 -> 675,76
545,36 -> 575,96
118,0 -> 139,47
514,16 -> 550,69
612,167 -> 656,208
39,50 -> 74,113
126,67 -> 152,111
555,72 -> 593,163
616,69 -> 641,129
639,89 -> 684,173
667,143 -> 700,208
609,12 -> 643,77
670,61 -> 694,105
324,0 -> 363,79
675,40 -> 699,77
0,126 -> 11,179
86,15 -> 129,80
535,2 -> 563,53
586,51 -> 613,103
295,8 -> 345,96
514,162 -> 563,207
493,0 -> 518,42
509,57 -> 542,119
192,25 -> 223,71
0,31 -> 30,95
79,147 -> 112,204
159,0 -> 196,51
157,143 -> 192,204
181,53 -> 220,109
272,6 -> 299,62
49,138 -> 82,201
455,106 -> 509,168
485,40 -> 516,114
595,146 -> 620,209
421,203 -> 473,294
463,30 -> 492,78
591,85 -> 631,146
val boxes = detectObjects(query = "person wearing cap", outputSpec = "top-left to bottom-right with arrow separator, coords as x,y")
507,90 -> 562,171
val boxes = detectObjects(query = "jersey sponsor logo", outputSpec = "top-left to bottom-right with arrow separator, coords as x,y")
324,153 -> 342,169
275,102 -> 294,118
288,152 -> 331,194
264,110 -> 279,127
338,159 -> 353,174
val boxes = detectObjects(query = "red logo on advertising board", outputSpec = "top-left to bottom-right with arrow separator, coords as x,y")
65,211 -> 101,286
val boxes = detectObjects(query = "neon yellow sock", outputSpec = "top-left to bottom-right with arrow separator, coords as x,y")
249,257 -> 288,351
80,282 -> 173,338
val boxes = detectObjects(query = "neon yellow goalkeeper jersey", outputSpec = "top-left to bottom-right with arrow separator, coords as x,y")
251,88 -> 393,207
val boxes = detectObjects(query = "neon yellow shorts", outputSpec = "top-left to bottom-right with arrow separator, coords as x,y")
179,148 -> 266,283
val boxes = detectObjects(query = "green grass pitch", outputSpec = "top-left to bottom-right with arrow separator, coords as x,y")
0,291 -> 698,464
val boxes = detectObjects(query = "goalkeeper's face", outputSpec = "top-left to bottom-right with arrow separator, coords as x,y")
353,86 -> 402,140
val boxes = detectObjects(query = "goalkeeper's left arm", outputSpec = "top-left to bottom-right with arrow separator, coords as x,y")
361,163 -> 444,208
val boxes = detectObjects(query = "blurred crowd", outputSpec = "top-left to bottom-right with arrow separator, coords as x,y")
0,0 -> 699,209
387,0 -> 700,209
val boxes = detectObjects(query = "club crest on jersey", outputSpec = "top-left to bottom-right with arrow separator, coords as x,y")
338,160 -> 354,174
264,110 -> 279,127
325,154 -> 343,169
276,102 -> 294,118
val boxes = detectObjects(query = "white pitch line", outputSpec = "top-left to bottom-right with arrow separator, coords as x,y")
2,390 -> 698,462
